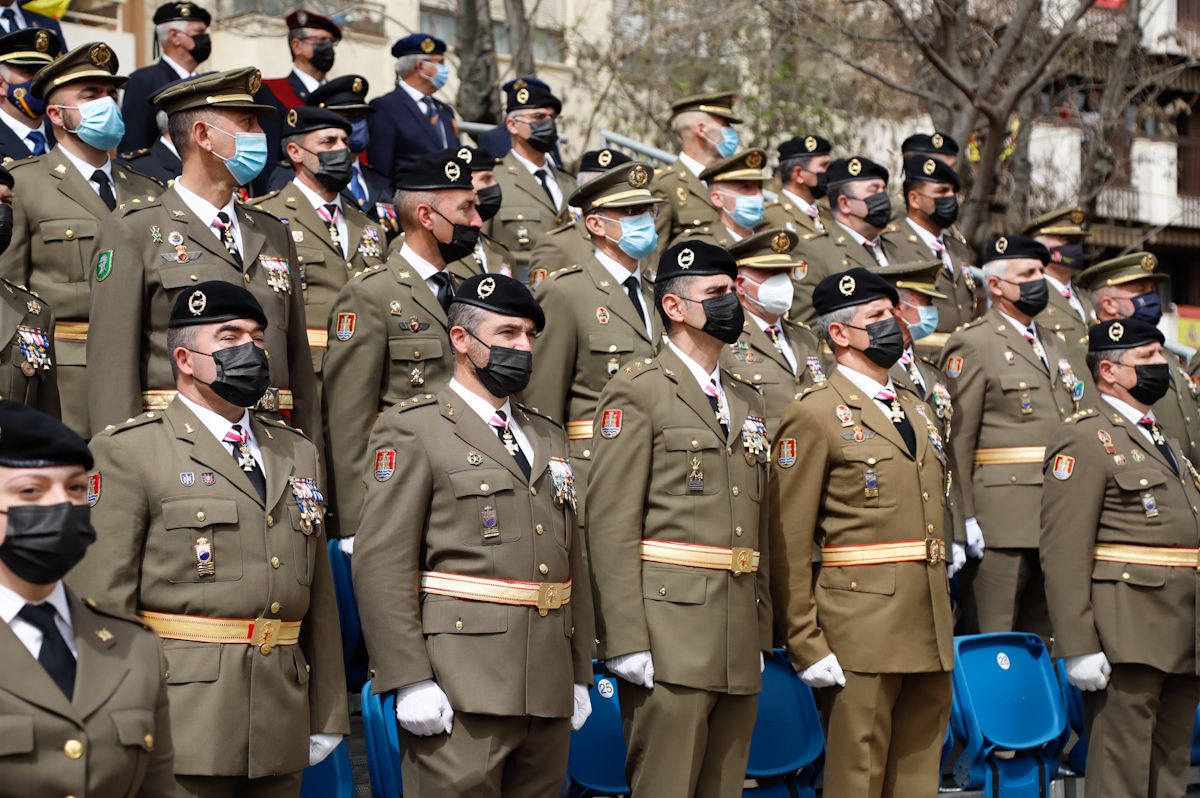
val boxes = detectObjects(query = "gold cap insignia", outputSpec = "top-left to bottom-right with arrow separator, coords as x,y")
771,232 -> 790,253
838,275 -> 856,296
188,290 -> 207,316
444,161 -> 461,181
352,77 -> 363,94
923,158 -> 936,176
1109,321 -> 1124,342
1071,208 -> 1085,225
932,133 -> 944,148
181,4 -> 191,15
247,70 -> 262,95
847,158 -> 862,177
995,236 -> 1009,255
746,150 -> 765,169
421,37 -> 435,53
89,43 -> 112,68
628,164 -> 649,188
477,276 -> 496,298
678,248 -> 695,269
457,146 -> 472,163
34,31 -> 48,52
296,10 -> 308,25
597,149 -> 612,167
1141,253 -> 1156,271
286,108 -> 298,127
515,87 -> 530,105
804,136 -> 817,152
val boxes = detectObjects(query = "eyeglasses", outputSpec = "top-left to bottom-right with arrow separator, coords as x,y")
300,35 -> 337,47
515,112 -> 559,124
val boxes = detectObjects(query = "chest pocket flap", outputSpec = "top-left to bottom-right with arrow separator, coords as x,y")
663,427 -> 722,451
110,707 -> 155,750
161,497 -> 239,529
296,246 -> 328,265
498,207 -> 543,223
38,219 -> 98,243
588,333 -> 637,355
160,263 -> 216,290
448,468 -> 514,497
1113,470 -> 1169,492
843,445 -> 894,465
388,336 -> 444,362
999,374 -> 1043,391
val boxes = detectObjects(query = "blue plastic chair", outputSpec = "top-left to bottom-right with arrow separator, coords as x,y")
564,663 -> 631,797
361,680 -> 403,797
1054,658 -> 1088,774
1192,704 -> 1200,765
327,539 -> 368,690
951,633 -> 1067,796
744,650 -> 825,797
299,738 -> 354,798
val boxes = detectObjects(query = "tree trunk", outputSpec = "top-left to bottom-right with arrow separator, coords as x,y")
505,0 -> 536,77
456,0 -> 501,124
1003,92 -> 1036,231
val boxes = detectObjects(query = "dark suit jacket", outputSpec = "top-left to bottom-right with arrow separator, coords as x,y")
16,11 -> 64,49
119,59 -> 179,153
119,139 -> 180,186
0,116 -> 52,162
366,87 -> 459,183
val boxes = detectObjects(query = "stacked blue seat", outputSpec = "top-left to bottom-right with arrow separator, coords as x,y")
564,663 -> 631,797
361,681 -> 403,797
327,539 -> 369,690
299,738 -> 354,798
744,650 -> 825,796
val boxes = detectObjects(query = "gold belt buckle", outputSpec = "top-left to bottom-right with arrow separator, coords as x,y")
730,547 -> 754,575
536,583 -> 563,616
926,538 -> 946,564
251,618 -> 281,653
257,388 -> 279,412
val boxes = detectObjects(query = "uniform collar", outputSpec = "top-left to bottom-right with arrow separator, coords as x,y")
781,188 -> 818,216
0,580 -> 71,631
998,309 -> 1037,338
665,337 -> 722,394
291,67 -> 323,93
398,242 -> 443,282
160,53 -> 194,79
510,146 -> 551,175
906,216 -> 943,248
57,143 -> 111,185
448,377 -> 513,425
595,247 -> 638,286
1102,393 -> 1153,427
292,175 -> 342,214
175,391 -> 253,449
173,177 -> 238,230
677,151 -> 705,178
836,221 -> 879,249
837,363 -> 896,399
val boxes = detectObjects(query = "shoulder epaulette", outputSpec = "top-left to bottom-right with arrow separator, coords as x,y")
515,403 -> 563,428
1065,408 -> 1098,425
248,189 -> 283,204
393,393 -> 438,412
5,155 -> 37,170
625,357 -> 659,379
100,411 -> 164,435
119,148 -> 150,159
253,413 -> 313,440
547,264 -> 582,280
798,382 -> 829,399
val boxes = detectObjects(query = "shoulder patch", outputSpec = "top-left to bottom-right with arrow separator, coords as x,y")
944,355 -> 964,378
248,189 -> 283,204
1051,454 -> 1075,480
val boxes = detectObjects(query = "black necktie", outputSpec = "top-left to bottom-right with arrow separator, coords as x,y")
1139,417 -> 1178,474
876,388 -> 917,456
225,424 -> 267,501
17,603 -> 75,700
2,9 -> 18,33
26,130 -> 45,157
534,169 -> 556,206
421,98 -> 446,147
492,410 -> 532,479
214,211 -> 242,267
622,275 -> 647,328
430,271 -> 454,311
92,169 -> 115,212
704,380 -> 729,438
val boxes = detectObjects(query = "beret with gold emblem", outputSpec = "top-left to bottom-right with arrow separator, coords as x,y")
657,239 -> 737,282
814,267 -> 899,314
505,77 -> 561,115
982,234 -> 1050,265
169,280 -> 268,328
870,259 -> 948,299
568,161 -> 661,214
902,154 -> 960,191
699,148 -> 769,183
669,91 -> 741,124
778,134 -> 832,159
1088,317 -> 1163,352
1076,252 -> 1167,291
452,273 -> 545,332
0,400 -> 92,470
579,148 -> 632,173
30,41 -> 124,101
394,146 -> 473,191
0,27 -> 62,69
307,74 -> 372,112
825,156 -> 888,187
391,32 -> 446,58
456,145 -> 500,173
153,66 -> 276,115
285,9 -> 342,41
284,105 -> 350,137
153,1 -> 212,26
1020,206 -> 1090,238
901,131 -> 959,156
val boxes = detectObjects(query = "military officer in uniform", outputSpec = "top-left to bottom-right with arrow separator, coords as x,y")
761,134 -> 841,321
0,27 -> 61,161
353,273 -> 594,797
769,267 -> 954,798
0,401 -> 176,797
323,148 -> 479,550
530,147 -> 632,284
70,282 -> 347,798
884,154 -> 981,355
0,42 -> 162,436
86,68 -> 320,441
589,240 -> 771,798
942,235 -> 1080,635
673,148 -> 768,248
721,227 -> 824,432
523,160 -> 662,525
484,79 -> 575,275
1077,252 -> 1200,465
1022,206 -> 1093,358
1042,318 -> 1200,798
650,92 -> 742,254
252,107 -> 386,374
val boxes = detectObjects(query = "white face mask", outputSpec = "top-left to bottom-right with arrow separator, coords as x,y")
747,272 -> 794,316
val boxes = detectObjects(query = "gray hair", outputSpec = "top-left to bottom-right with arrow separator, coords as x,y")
167,107 -> 214,156
816,306 -> 859,347
166,325 -> 199,380
155,110 -> 169,135
156,20 -> 190,48
653,274 -> 693,328
1086,348 -> 1124,383
395,54 -> 423,82
982,261 -> 1010,282
671,110 -> 706,143
394,188 -> 439,229
447,301 -> 489,336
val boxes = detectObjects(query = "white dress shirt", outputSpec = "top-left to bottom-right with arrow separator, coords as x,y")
511,148 -> 562,210
1045,273 -> 1087,322
293,177 -> 348,257
837,221 -> 889,267
0,580 -> 76,659
177,392 -> 265,474
449,378 -> 534,467
677,152 -> 705,178
291,67 -> 323,94
838,364 -> 901,419
666,338 -> 729,429
160,53 -> 195,80
749,310 -> 797,374
782,188 -> 821,221
595,248 -> 653,338
173,178 -> 245,255
58,145 -> 113,200
1102,394 -> 1159,449
397,242 -> 453,298
0,3 -> 27,33
0,107 -> 48,155
906,217 -> 953,273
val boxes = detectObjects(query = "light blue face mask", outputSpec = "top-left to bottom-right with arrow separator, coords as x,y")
428,61 -> 450,90
208,124 -> 269,186
906,303 -> 940,341
58,96 -> 124,151
613,212 -> 658,260
724,192 -> 764,229
708,124 -> 739,158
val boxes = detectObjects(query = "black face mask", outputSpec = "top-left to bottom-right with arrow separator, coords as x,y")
475,184 -> 502,222
848,316 -> 905,368
189,33 -> 212,64
684,292 -> 744,345
430,206 -> 481,262
1005,277 -> 1049,316
526,119 -> 558,153
811,171 -> 829,200
306,147 -> 353,192
466,331 -> 533,397
1128,363 -> 1171,406
191,342 -> 271,407
928,195 -> 959,229
309,41 -> 335,73
0,503 -> 94,585
858,191 -> 892,228
1049,241 -> 1085,269
0,204 -> 13,257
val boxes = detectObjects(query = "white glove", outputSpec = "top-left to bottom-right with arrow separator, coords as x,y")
308,733 -> 342,766
1065,652 -> 1111,692
336,536 -> 355,556
964,517 -> 986,559
607,650 -> 655,688
760,652 -> 765,673
799,652 -> 846,688
395,680 -> 454,736
570,683 -> 592,731
949,543 -> 967,578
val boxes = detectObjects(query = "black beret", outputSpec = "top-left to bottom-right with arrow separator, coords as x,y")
394,147 -> 473,191
153,1 -> 211,25
392,33 -> 446,58
903,154 -> 960,191
579,148 -> 632,173
778,135 -> 832,159
0,400 -> 92,470
813,267 -> 899,315
0,165 -> 13,190
657,240 -> 737,282
283,105 -> 351,137
284,9 -> 341,40
452,274 -> 545,333
0,27 -> 61,69
169,281 -> 269,329
307,75 -> 371,112
982,234 -> 1050,265
825,156 -> 889,187
455,145 -> 499,173
505,78 -> 561,115
1088,318 -> 1164,352
901,132 -> 959,156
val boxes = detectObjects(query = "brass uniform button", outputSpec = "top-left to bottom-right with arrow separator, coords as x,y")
480,483 -> 490,491
530,486 -> 538,496
196,511 -> 206,522
1122,572 -> 1131,580
270,601 -> 281,614
658,586 -> 667,596
735,526 -> 743,537
535,524 -> 545,535
143,734 -> 154,750
731,486 -> 739,496
271,556 -> 280,569
266,515 -> 274,527
454,620 -> 464,630
850,582 -> 859,591
259,643 -> 272,655
64,739 -> 83,759
538,563 -> 549,575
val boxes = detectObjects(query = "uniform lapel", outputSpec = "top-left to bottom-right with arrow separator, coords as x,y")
397,90 -> 441,147
285,191 -> 340,257
440,389 -> 529,484
584,258 -> 651,344
0,285 -> 27,347
164,188 -> 241,271
659,347 -> 726,440
0,618 -> 75,720
992,311 -> 1048,374
251,414 -> 295,511
48,148 -> 109,219
237,204 -> 267,271
167,399 -> 263,505
513,405 -> 549,483
899,389 -> 930,463
1109,410 -> 1175,473
833,226 -> 879,270
67,590 -> 126,721
392,253 -> 448,326
745,318 -> 791,372
502,153 -> 559,214
722,371 -> 750,447
829,370 -> 909,457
